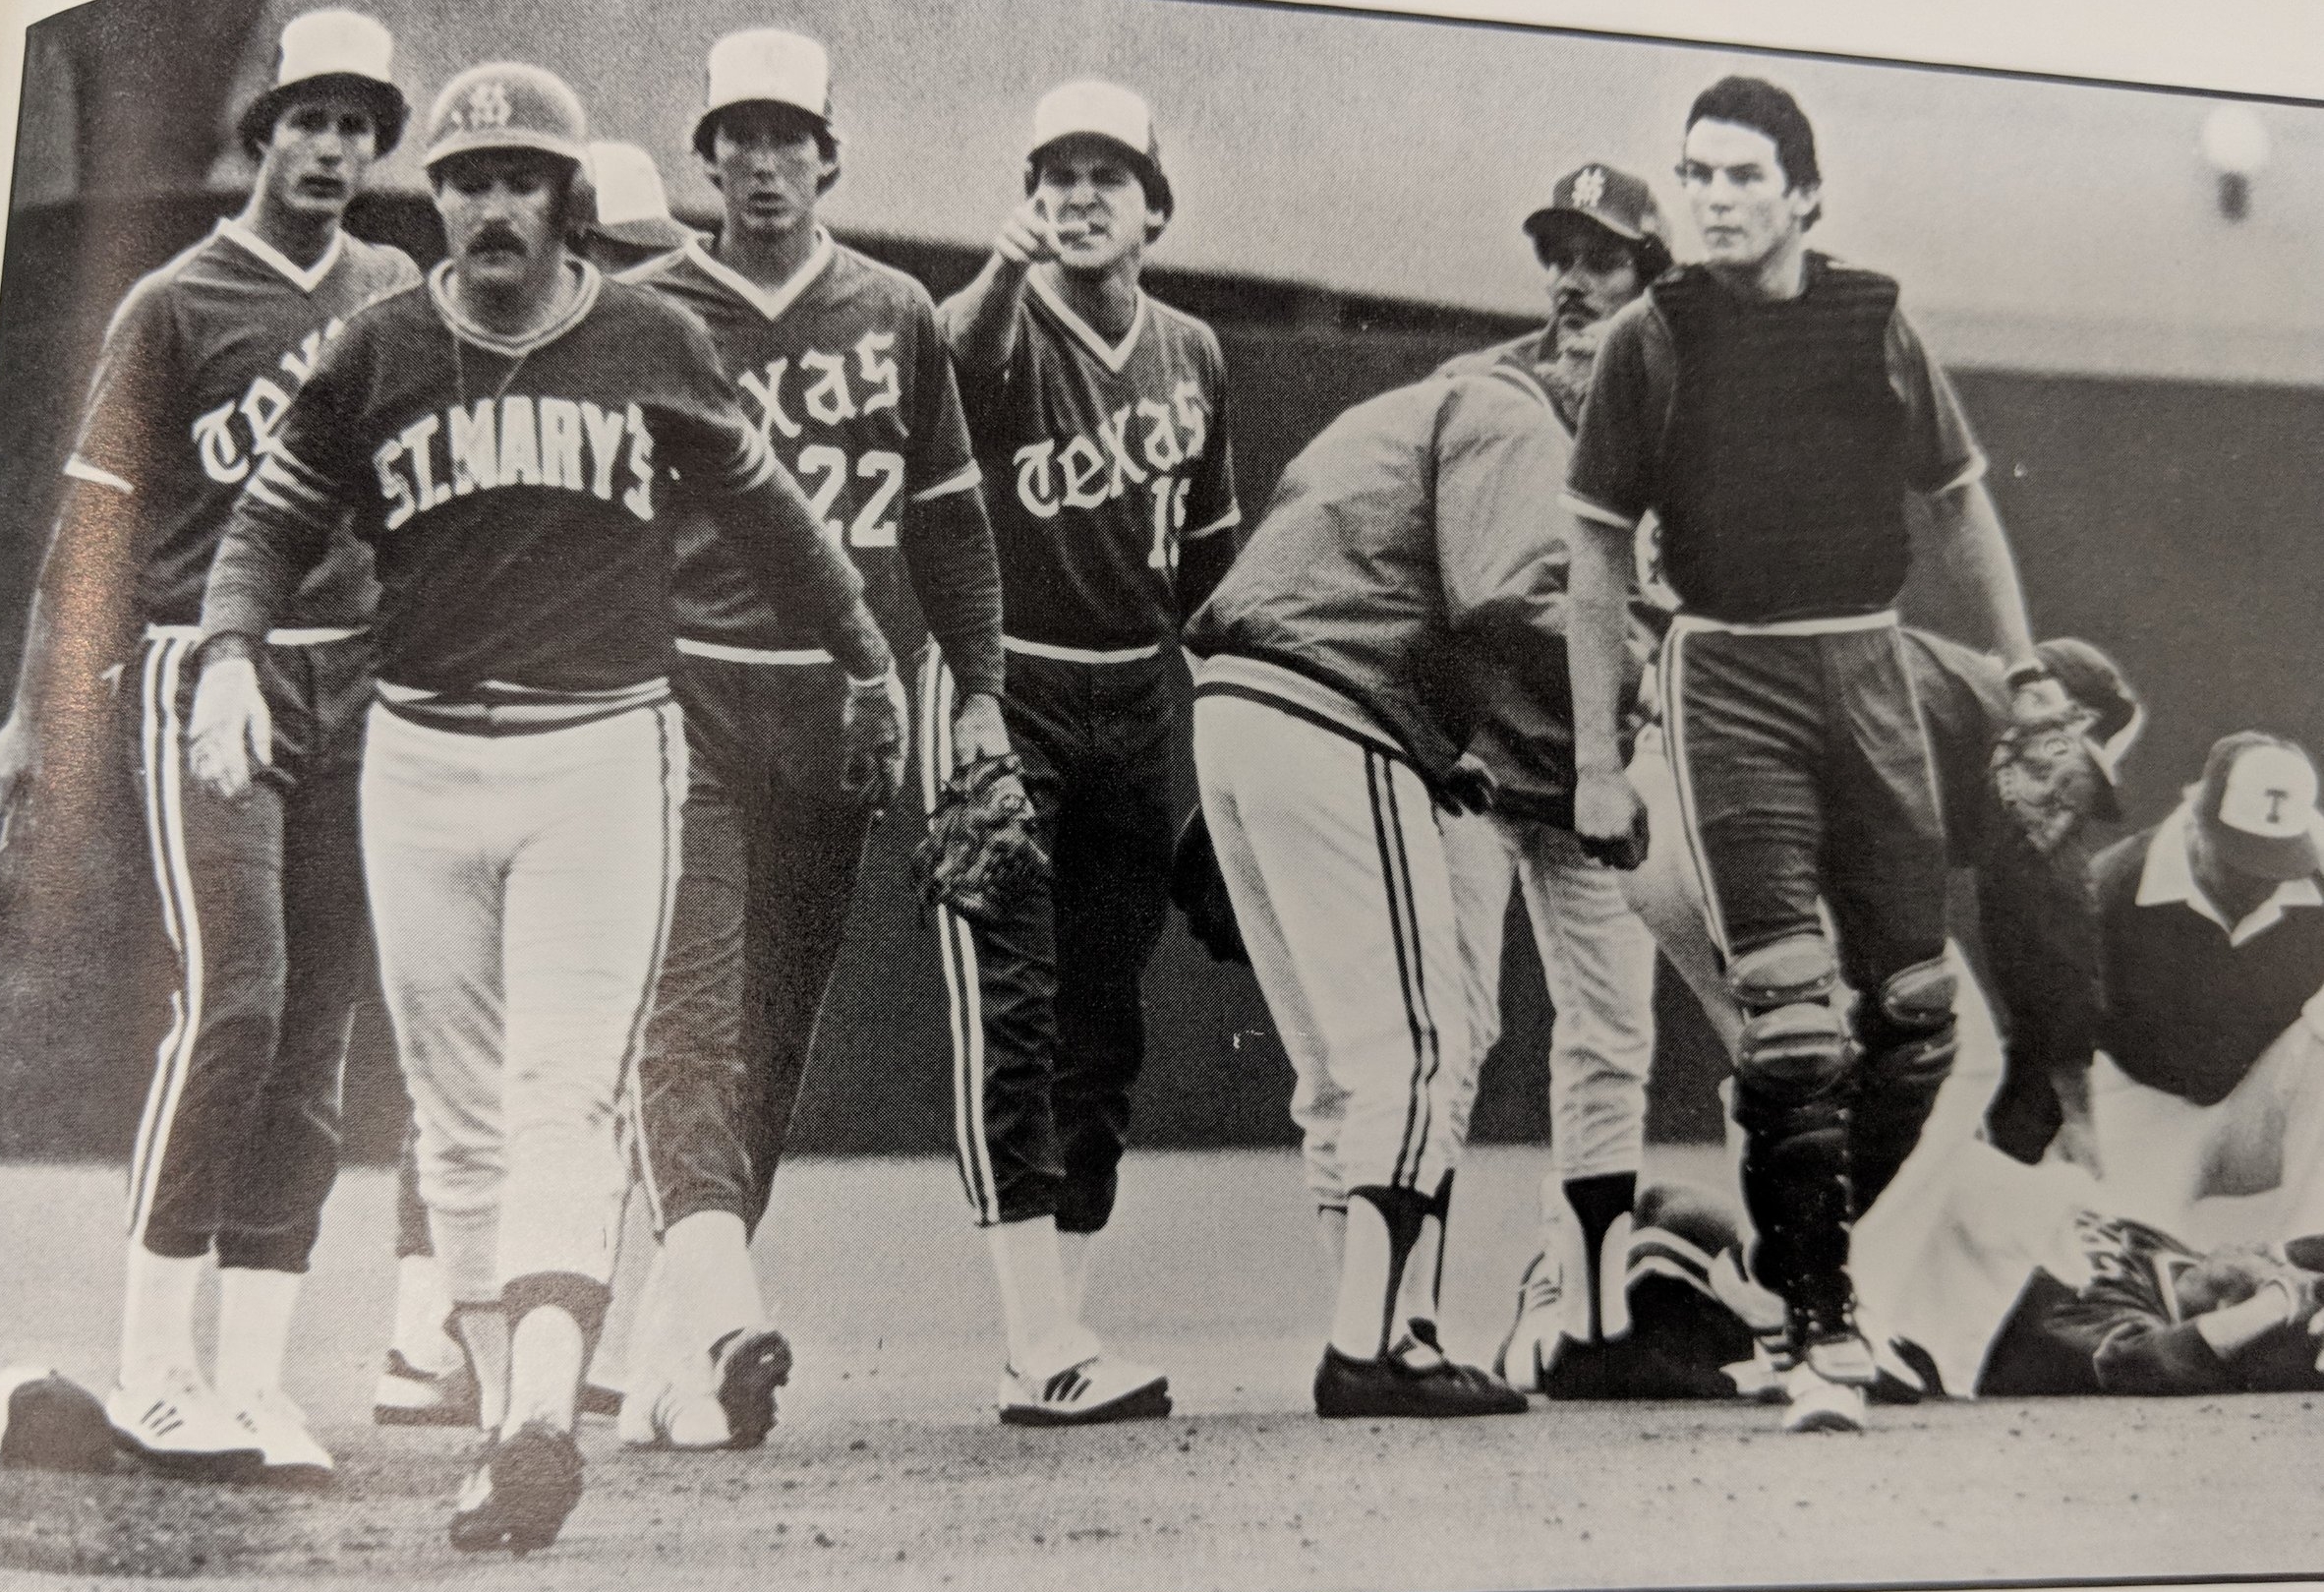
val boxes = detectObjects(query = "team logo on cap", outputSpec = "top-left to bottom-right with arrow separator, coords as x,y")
1571,167 -> 1606,210
458,81 -> 513,131
2220,743 -> 2316,839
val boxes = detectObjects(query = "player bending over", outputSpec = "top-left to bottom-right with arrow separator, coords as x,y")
933,82 -> 1239,1425
0,10 -> 416,1485
187,62 -> 899,1555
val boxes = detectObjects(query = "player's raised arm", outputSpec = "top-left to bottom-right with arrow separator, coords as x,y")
938,196 -> 1058,377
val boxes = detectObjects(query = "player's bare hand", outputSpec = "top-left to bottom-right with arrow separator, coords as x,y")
187,657 -> 272,801
0,713 -> 36,829
994,198 -> 1061,268
1574,764 -> 1649,870
2009,672 -> 2072,728
842,666 -> 909,811
951,691 -> 1013,767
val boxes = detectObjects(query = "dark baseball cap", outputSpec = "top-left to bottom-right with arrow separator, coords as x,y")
0,1369 -> 114,1474
2190,732 -> 2324,882
1524,163 -> 1669,262
2037,636 -> 2141,821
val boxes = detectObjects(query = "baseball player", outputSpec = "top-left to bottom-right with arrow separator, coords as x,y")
1504,629 -> 2142,1391
1182,278 -> 1668,1414
186,61 -> 900,1554
2075,734 -> 2324,1244
934,81 -> 1238,1424
610,29 -> 1004,1449
1433,162 -> 1671,1379
1562,76 -> 2064,1432
0,10 -> 416,1483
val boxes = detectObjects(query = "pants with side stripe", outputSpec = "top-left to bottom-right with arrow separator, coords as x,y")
1193,690 -> 1470,1208
632,655 -> 878,1235
923,647 -> 1177,1232
363,700 -> 685,1305
127,630 -> 374,1271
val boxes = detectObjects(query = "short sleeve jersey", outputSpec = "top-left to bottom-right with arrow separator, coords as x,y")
238,264 -> 784,696
951,271 -> 1238,651
1563,257 -> 1987,622
64,220 -> 418,628
622,235 -> 981,654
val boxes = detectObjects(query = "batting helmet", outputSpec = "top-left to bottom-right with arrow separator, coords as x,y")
423,62 -> 588,174
236,10 -> 408,159
1023,81 -> 1173,226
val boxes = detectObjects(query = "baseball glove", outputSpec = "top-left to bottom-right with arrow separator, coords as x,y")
1991,706 -> 2105,855
1169,806 -> 1248,965
912,754 -> 1049,925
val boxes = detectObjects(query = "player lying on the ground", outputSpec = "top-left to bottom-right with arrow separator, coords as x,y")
1586,1172 -> 2324,1401
1501,627 -> 2143,1400
1436,160 -> 1670,1380
0,8 -> 416,1487
187,60 -> 900,1555
1563,76 -> 2065,1434
932,80 -> 1239,1427
2064,732 -> 2324,1251
1182,216 -> 1668,1416
610,28 -> 1006,1451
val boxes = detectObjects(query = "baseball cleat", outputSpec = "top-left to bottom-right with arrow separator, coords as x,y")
1315,1323 -> 1529,1419
1493,1248 -> 1577,1393
712,1327 -> 792,1450
1779,1360 -> 1867,1434
105,1369 -> 264,1481
617,1381 -> 730,1451
448,1421 -> 584,1557
998,1355 -> 1172,1427
373,1349 -> 480,1428
230,1388 -> 334,1488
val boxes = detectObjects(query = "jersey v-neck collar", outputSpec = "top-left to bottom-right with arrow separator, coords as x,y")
428,259 -> 603,356
683,229 -> 836,324
215,217 -> 344,295
1028,268 -> 1147,374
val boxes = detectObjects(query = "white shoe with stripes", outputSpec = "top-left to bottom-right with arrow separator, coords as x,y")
106,1368 -> 264,1480
997,1355 -> 1172,1427
229,1387 -> 335,1487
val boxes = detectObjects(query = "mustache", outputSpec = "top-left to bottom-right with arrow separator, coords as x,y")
467,224 -> 527,256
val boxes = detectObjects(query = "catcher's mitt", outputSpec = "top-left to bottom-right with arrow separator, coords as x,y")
1992,706 -> 2105,855
1169,806 -> 1248,965
912,754 -> 1049,925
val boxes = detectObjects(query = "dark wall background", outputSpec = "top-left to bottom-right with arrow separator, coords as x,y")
2,183 -> 2318,1163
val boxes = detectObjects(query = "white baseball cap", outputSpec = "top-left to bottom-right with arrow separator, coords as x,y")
694,29 -> 836,158
1024,80 -> 1173,218
2194,733 -> 2324,881
583,142 -> 697,251
238,10 -> 408,155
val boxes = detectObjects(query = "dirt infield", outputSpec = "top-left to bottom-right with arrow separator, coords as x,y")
4,1149 -> 2323,1590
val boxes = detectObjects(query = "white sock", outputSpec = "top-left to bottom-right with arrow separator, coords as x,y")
391,1255 -> 460,1374
663,1212 -> 765,1368
455,1305 -> 510,1434
1315,1207 -> 1347,1271
1394,1210 -> 1444,1338
985,1216 -> 1091,1376
214,1268 -> 300,1405
1328,1202 -> 1395,1360
504,1306 -> 584,1436
120,1248 -> 204,1384
1058,1230 -> 1097,1321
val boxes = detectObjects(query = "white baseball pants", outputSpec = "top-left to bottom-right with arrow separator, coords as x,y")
1441,808 -> 1657,1182
362,700 -> 686,1306
1192,676 -> 1469,1209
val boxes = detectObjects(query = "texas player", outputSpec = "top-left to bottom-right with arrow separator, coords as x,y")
935,80 -> 1239,1424
610,28 -> 1005,1449
188,61 -> 899,1553
0,10 -> 415,1483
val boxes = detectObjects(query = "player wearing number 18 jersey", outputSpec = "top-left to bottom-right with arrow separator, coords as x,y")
936,80 -> 1238,1424
609,29 -> 1004,1449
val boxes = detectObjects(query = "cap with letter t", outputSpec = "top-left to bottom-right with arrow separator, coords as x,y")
2193,732 -> 2324,882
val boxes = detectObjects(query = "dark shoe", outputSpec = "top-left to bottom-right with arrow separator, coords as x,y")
712,1327 -> 793,1450
575,1381 -> 624,1421
448,1422 -> 583,1557
373,1350 -> 480,1428
1314,1325 -> 1529,1419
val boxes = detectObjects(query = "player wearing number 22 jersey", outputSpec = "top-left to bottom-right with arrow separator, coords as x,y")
600,29 -> 1006,1450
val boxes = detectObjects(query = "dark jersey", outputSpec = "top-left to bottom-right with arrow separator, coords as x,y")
63,219 -> 418,629
622,235 -> 981,655
206,264 -> 791,698
947,271 -> 1239,651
